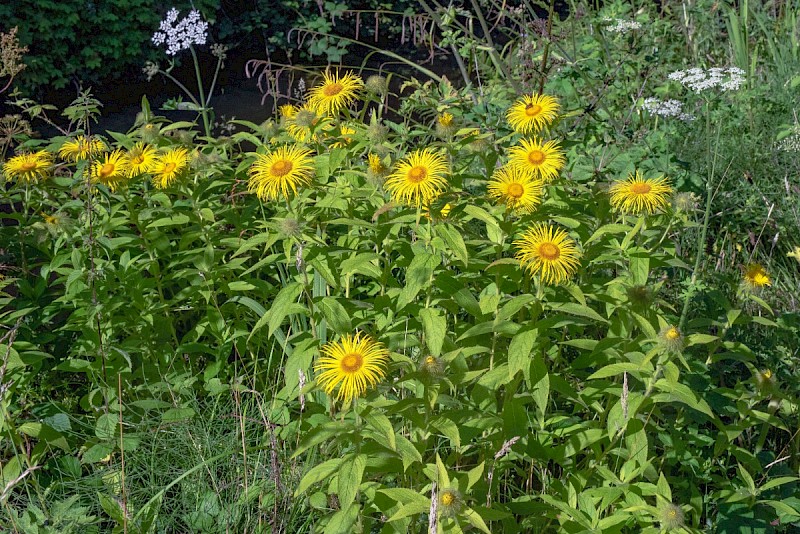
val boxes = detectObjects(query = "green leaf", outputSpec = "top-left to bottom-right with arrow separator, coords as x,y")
325,504 -> 360,532
397,252 -> 440,310
95,413 -> 118,440
337,454 -> 366,508
758,476 -> 799,493
161,408 -> 196,422
365,411 -> 396,451
652,379 -> 714,418
317,296 -> 351,334
588,362 -> 651,380
98,493 -> 127,524
463,507 -> 492,534
437,224 -> 469,265
548,302 -> 608,323
295,458 -> 343,496
146,214 -> 190,228
419,308 -> 446,357
530,352 -> 549,428
508,327 -> 537,379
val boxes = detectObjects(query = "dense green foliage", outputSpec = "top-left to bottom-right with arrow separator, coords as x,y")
2,0 -> 800,532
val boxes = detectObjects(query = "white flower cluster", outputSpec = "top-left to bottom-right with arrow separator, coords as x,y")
603,18 -> 642,34
641,98 -> 696,121
152,8 -> 208,56
668,67 -> 745,92
776,133 -> 800,153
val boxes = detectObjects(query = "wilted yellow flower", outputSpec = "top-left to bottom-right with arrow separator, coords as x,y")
385,149 -> 448,207
307,71 -> 364,116
506,93 -> 560,134
248,145 -> 314,201
315,332 -> 389,403
609,171 -> 672,215
658,325 -> 684,353
58,135 -> 106,162
514,224 -> 581,285
508,137 -> 566,183
3,150 -> 53,183
438,488 -> 463,517
488,165 -> 544,213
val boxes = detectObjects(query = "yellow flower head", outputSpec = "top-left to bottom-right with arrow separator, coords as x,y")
368,153 -> 388,176
58,135 -> 106,162
125,143 -> 159,177
151,147 -> 189,189
438,488 -> 463,517
609,171 -> 672,215
514,224 -> 581,285
488,165 -> 544,213
3,151 -> 53,183
330,125 -> 356,148
248,145 -> 314,201
743,263 -> 770,289
438,112 -> 454,127
506,93 -> 560,134
658,503 -> 685,531
422,202 -> 452,221
307,71 -> 364,116
286,105 -> 328,143
279,104 -> 298,119
385,149 -> 448,207
787,246 -> 800,263
658,325 -> 684,353
508,137 -> 566,183
91,149 -> 130,191
314,332 -> 389,403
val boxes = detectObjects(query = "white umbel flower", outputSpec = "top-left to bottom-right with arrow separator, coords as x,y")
152,8 -> 209,56
603,18 -> 642,34
641,98 -> 695,121
668,66 -> 745,92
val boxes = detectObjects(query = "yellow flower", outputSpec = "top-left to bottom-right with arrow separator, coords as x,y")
279,104 -> 298,119
658,325 -> 684,353
438,112 -> 454,127
314,332 -> 389,403
151,147 -> 189,189
286,106 -> 329,143
330,125 -> 356,148
508,137 -> 565,183
368,153 -> 387,175
125,143 -> 158,177
787,246 -> 800,263
91,150 -> 130,191
514,224 -> 581,285
385,149 -> 448,207
609,171 -> 673,215
248,145 -> 314,201
438,488 -> 463,517
58,135 -> 106,162
3,151 -> 53,183
422,202 -> 452,221
506,93 -> 560,134
487,165 -> 544,213
743,263 -> 770,289
307,71 -> 364,116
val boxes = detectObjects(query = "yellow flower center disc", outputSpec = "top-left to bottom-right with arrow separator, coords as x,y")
525,104 -> 542,117
507,182 -> 524,199
441,492 -> 455,506
527,150 -> 546,165
99,163 -> 115,178
131,154 -> 145,165
407,166 -> 428,184
322,82 -> 344,97
270,159 -> 293,177
20,161 -> 38,171
666,328 -> 680,340
631,182 -> 652,195
538,242 -> 560,260
340,353 -> 364,373
163,162 -> 177,174
425,356 -> 436,365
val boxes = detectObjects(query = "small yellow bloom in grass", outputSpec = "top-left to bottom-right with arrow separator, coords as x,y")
438,112 -> 454,127
488,165 -> 544,213
506,93 -> 560,134
609,171 -> 672,215
3,150 -> 53,183
385,149 -> 448,207
438,488 -> 463,517
125,143 -> 158,177
787,246 -> 800,263
508,137 -> 566,183
58,135 -> 106,162
91,150 -> 130,191
743,263 -> 770,289
151,147 -> 189,189
307,71 -> 364,116
248,145 -> 314,201
514,224 -> 581,285
315,332 -> 389,403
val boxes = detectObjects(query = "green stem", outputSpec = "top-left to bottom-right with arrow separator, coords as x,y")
190,46 -> 211,137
